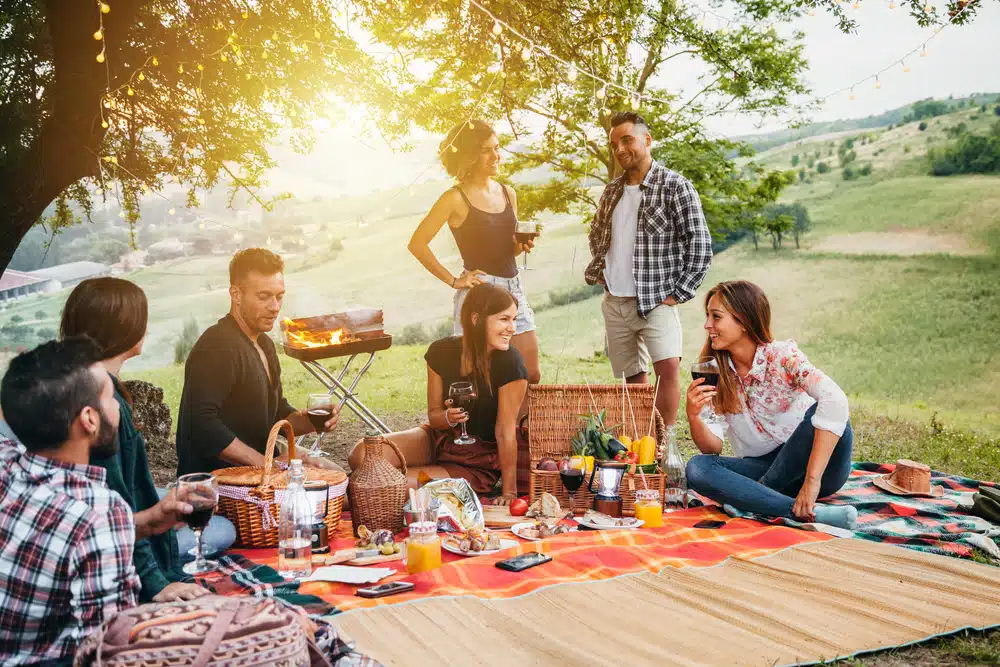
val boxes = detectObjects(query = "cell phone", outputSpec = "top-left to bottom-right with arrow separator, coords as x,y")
694,520 -> 727,529
495,552 -> 552,572
355,581 -> 415,598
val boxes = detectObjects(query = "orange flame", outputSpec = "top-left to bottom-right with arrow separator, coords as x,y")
282,318 -> 349,348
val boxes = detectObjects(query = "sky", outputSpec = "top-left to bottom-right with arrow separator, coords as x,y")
263,1 -> 1000,199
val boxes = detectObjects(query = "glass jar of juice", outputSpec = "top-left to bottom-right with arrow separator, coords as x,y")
405,521 -> 442,574
633,489 -> 664,528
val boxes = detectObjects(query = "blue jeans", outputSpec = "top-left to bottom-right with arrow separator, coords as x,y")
156,488 -> 237,559
686,404 -> 853,518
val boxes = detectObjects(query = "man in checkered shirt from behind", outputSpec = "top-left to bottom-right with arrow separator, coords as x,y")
585,111 -> 713,429
0,338 -> 186,665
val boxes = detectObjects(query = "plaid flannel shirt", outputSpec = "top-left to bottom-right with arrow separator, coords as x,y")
0,439 -> 139,665
585,161 -> 713,316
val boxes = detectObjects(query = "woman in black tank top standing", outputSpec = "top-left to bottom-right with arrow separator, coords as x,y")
408,120 -> 541,385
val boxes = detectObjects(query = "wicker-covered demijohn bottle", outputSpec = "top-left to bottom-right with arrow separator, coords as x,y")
347,434 -> 408,535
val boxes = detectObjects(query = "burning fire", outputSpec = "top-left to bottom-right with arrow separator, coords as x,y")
282,318 -> 349,348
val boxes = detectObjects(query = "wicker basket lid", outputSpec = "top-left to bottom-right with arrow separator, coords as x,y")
210,419 -> 347,489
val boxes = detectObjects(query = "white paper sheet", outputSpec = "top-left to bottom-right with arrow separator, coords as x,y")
304,565 -> 397,584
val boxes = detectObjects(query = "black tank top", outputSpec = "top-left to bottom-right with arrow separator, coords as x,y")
449,185 -> 518,279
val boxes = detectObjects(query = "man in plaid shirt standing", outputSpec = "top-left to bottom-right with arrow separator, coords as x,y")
585,112 -> 713,426
0,339 -> 177,665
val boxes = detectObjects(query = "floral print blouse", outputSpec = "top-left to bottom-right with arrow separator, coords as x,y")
720,340 -> 850,458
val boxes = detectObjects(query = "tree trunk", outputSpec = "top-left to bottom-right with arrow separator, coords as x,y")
0,0 -> 142,274
794,230 -> 800,249
751,230 -> 759,251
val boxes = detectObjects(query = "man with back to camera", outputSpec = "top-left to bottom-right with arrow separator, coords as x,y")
175,248 -> 341,477
0,338 -> 190,665
585,111 -> 713,429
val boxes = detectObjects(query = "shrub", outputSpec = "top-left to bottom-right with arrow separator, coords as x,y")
842,166 -> 857,181
816,162 -> 831,174
995,105 -> 1000,116
547,283 -> 604,308
839,150 -> 857,167
35,328 -> 56,340
431,319 -> 454,340
798,168 -> 806,181
10,315 -> 23,324
807,157 -> 815,168
34,310 -> 46,320
918,121 -> 928,131
929,127 -> 1000,176
174,317 -> 200,364
395,323 -> 432,346
859,163 -> 873,176
904,145 -> 911,154
790,154 -> 800,167
814,149 -> 821,159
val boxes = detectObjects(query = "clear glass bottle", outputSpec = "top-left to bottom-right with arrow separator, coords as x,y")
660,426 -> 688,512
278,459 -> 313,580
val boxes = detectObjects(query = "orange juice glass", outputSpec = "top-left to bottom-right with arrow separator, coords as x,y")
633,489 -> 664,528
405,521 -> 442,574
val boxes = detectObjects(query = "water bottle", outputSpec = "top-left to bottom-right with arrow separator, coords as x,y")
660,426 -> 688,512
278,459 -> 313,580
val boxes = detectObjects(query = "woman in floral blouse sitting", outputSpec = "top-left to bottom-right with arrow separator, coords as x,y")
685,280 -> 857,529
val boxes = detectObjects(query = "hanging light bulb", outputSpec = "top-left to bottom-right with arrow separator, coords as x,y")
875,77 -> 882,89
169,208 -> 176,215
220,53 -> 228,62
492,20 -> 502,36
197,63 -> 204,71
849,88 -> 856,100
127,87 -> 134,96
902,61 -> 910,72
631,94 -> 640,110
93,29 -> 103,40
852,0 -> 860,8
567,64 -> 578,82
177,63 -> 184,74
152,57 -> 159,66
100,2 -> 110,13
138,72 -> 145,80
242,11 -> 249,19
808,8 -> 816,15
314,29 -> 321,39
101,120 -> 109,128
266,236 -> 272,246
96,51 -> 105,63
923,3 -> 932,12
521,44 -> 532,60
467,121 -> 475,129
889,0 -> 895,7
450,145 -> 458,153
920,44 -> 927,57
597,85 -> 607,99
103,98 -> 112,108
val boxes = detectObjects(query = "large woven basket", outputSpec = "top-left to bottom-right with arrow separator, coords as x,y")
527,384 -> 666,516
347,435 -> 409,536
212,420 -> 348,548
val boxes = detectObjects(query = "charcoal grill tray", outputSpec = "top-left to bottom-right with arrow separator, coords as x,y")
282,334 -> 392,362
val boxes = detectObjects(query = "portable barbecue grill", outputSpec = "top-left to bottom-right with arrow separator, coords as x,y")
281,309 -> 392,435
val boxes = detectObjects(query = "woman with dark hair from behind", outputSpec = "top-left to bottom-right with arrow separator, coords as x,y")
684,280 -> 857,529
407,119 -> 541,387
348,283 -> 528,502
61,277 -> 224,602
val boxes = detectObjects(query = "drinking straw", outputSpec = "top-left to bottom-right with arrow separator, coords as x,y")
621,374 -> 626,436
582,377 -> 598,415
624,379 -> 639,439
638,463 -> 648,490
409,488 -> 417,512
647,375 -> 659,438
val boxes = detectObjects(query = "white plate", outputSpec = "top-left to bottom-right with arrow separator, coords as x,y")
577,516 -> 644,530
511,521 -> 580,542
441,537 -> 519,557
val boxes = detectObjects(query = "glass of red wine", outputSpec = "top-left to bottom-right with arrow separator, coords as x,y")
448,381 -> 477,445
305,394 -> 334,459
515,222 -> 540,271
559,457 -> 586,515
177,473 -> 219,575
690,356 -> 724,428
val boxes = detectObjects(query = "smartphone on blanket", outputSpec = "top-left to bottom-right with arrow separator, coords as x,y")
694,520 -> 727,529
356,582 -> 415,598
496,552 -> 552,572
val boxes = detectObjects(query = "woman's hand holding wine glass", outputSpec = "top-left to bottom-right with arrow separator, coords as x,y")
448,381 -> 477,445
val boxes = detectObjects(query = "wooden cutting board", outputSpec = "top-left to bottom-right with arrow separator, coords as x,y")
482,505 -> 526,528
316,549 -> 405,566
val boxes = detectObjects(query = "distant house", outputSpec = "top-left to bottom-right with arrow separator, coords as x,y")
0,270 -> 55,303
27,262 -> 110,290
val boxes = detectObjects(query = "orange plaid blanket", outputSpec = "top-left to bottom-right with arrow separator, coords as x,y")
206,507 -> 831,614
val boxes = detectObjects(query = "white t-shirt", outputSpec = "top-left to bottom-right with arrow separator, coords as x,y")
603,184 -> 642,297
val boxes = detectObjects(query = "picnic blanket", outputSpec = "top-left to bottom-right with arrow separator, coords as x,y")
209,506 -> 831,615
333,538 -> 1000,667
721,462 -> 1000,560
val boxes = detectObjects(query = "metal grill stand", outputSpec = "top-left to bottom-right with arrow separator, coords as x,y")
299,350 -> 390,435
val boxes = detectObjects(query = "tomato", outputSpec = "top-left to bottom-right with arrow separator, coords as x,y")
509,498 -> 529,516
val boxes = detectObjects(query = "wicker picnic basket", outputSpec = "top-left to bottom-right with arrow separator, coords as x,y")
527,384 -> 666,516
212,420 -> 348,548
346,434 -> 409,536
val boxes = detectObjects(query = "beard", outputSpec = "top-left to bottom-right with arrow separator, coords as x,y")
90,408 -> 120,459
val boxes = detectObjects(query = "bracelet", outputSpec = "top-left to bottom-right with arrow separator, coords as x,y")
451,275 -> 459,288
446,413 -> 458,428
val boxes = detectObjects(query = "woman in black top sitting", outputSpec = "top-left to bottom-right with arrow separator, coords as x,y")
349,284 -> 528,501
408,119 -> 541,386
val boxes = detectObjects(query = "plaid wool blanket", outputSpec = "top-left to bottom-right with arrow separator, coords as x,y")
724,462 -> 1000,560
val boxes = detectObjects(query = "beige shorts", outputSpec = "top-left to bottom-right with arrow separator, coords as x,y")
602,295 -> 683,378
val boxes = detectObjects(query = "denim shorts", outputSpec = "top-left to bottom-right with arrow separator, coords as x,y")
453,273 -> 536,336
